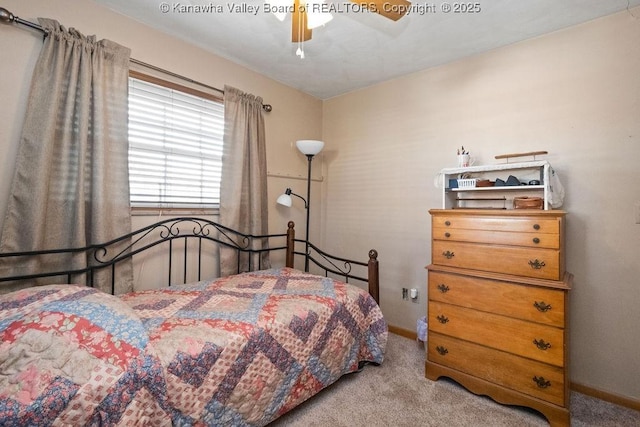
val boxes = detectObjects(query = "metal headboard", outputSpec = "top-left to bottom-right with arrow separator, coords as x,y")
0,217 -> 286,294
0,218 -> 380,303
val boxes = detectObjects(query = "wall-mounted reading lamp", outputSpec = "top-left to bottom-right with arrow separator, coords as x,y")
277,139 -> 324,272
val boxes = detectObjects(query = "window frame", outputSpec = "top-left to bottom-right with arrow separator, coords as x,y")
128,71 -> 224,215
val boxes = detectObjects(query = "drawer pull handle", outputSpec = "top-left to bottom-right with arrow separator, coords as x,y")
436,315 -> 449,324
533,376 -> 551,389
534,301 -> 552,312
437,284 -> 450,293
444,232 -> 451,238
442,251 -> 455,259
533,338 -> 552,351
436,346 -> 449,356
528,259 -> 546,269
533,224 -> 541,230
445,221 -> 451,226
533,237 -> 540,244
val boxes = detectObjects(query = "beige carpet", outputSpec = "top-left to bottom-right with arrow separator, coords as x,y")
270,333 -> 639,426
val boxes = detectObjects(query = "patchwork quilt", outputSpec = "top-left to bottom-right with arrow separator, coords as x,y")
0,267 -> 387,426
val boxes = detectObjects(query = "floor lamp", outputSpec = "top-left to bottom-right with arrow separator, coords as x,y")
276,139 -> 324,272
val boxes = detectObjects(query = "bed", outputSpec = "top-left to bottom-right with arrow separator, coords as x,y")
0,218 -> 387,426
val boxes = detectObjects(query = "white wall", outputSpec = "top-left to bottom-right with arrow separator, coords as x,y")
322,9 -> 640,400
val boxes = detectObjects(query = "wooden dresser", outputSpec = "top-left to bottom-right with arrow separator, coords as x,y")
426,209 -> 572,426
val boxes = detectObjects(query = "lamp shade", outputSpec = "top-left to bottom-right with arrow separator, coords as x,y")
276,193 -> 292,207
296,139 -> 324,156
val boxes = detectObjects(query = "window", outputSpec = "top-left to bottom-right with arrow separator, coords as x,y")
128,73 -> 224,209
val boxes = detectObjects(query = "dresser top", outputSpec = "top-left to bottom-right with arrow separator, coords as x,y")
429,209 -> 566,217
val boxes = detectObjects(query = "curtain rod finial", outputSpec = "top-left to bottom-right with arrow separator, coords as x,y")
0,8 -> 16,24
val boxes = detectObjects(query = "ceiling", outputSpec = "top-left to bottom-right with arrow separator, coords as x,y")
94,0 -> 640,99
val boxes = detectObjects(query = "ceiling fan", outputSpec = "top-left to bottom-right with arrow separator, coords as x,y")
268,0 -> 411,56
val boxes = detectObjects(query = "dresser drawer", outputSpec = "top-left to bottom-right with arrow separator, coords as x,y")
428,271 -> 565,327
428,301 -> 564,367
432,240 -> 561,280
432,226 -> 560,249
432,215 -> 560,234
428,332 -> 565,406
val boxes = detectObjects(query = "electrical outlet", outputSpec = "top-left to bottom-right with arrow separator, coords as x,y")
410,288 -> 418,302
402,288 -> 408,300
635,201 -> 640,224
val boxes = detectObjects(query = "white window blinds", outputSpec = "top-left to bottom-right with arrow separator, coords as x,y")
128,77 -> 224,208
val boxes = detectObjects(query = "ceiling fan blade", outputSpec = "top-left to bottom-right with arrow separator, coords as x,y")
350,0 -> 411,21
292,0 -> 312,42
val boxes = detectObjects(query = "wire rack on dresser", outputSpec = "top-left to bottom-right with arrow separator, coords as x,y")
425,209 -> 572,427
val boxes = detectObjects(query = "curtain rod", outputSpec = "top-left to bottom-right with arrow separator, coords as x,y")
0,7 -> 273,112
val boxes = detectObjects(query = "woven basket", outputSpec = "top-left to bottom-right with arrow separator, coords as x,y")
476,179 -> 494,187
513,196 -> 543,209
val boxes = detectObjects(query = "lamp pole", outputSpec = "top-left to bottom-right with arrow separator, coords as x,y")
277,139 -> 323,273
304,154 -> 314,272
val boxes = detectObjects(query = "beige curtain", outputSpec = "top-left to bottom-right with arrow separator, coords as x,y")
219,86 -> 270,276
0,19 -> 133,295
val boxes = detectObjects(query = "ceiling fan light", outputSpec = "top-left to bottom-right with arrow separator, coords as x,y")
305,0 -> 333,29
266,0 -> 290,21
307,11 -> 333,29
